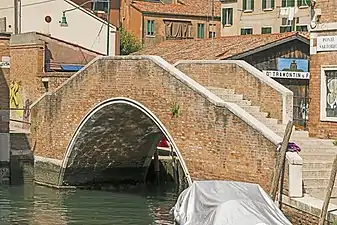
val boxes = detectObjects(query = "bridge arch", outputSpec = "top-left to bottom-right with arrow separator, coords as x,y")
58,97 -> 192,187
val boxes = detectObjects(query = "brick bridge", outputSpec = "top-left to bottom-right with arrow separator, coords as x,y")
30,56 -> 285,190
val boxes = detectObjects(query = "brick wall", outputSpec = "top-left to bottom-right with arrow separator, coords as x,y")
9,44 -> 45,127
43,72 -> 73,92
30,56 -> 278,191
176,61 -> 287,123
314,0 -> 337,23
309,30 -> 337,138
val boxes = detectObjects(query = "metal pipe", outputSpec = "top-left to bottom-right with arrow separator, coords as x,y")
107,0 -> 110,56
14,0 -> 18,34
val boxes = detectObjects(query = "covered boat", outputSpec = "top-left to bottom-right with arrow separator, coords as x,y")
172,180 -> 292,225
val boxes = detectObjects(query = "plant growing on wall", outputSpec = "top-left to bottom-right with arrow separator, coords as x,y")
333,140 -> 337,146
120,27 -> 141,55
170,102 -> 180,118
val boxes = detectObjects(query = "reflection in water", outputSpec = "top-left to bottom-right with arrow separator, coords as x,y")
0,184 -> 177,225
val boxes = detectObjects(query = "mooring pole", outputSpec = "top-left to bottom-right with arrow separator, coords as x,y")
270,120 -> 293,201
318,154 -> 337,225
154,148 -> 160,184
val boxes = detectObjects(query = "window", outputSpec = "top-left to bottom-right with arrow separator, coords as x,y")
298,0 -> 311,7
243,0 -> 254,11
209,24 -> 216,38
209,31 -> 216,38
147,20 -> 154,36
241,28 -> 253,35
296,25 -> 308,31
164,20 -> 192,39
262,0 -> 274,9
261,27 -> 272,34
222,8 -> 233,26
280,17 -> 301,33
92,0 -> 109,13
282,0 -> 295,7
197,23 -> 204,38
321,68 -> 337,121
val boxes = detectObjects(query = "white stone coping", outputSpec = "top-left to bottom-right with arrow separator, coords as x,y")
174,60 -> 294,124
286,152 -> 303,165
34,155 -> 63,166
283,194 -> 337,220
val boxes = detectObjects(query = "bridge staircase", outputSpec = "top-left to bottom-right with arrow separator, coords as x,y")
207,86 -> 337,203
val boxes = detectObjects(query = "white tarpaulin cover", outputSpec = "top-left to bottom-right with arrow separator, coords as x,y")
173,180 -> 292,225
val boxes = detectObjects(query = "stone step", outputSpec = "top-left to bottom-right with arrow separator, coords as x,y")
241,105 -> 261,113
302,161 -> 333,170
207,87 -> 235,95
298,146 -> 337,153
230,100 -> 252,106
290,139 -> 335,147
302,169 -> 332,179
304,187 -> 337,198
216,94 -> 244,101
290,131 -> 309,139
303,178 -> 337,187
300,152 -> 337,161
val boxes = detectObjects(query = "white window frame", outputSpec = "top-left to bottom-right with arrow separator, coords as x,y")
320,66 -> 337,122
261,26 -> 272,34
265,0 -> 272,10
223,8 -> 233,26
245,0 -> 253,12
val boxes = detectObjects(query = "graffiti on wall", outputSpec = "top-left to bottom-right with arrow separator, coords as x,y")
9,81 -> 32,126
9,81 -> 24,118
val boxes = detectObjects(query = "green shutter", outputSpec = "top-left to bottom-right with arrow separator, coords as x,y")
147,21 -> 150,35
229,9 -> 233,25
202,24 -> 204,38
262,0 -> 266,9
251,0 -> 254,10
281,0 -> 286,7
243,0 -> 247,10
222,8 -> 226,25
271,0 -> 275,8
152,21 -> 154,35
287,0 -> 294,7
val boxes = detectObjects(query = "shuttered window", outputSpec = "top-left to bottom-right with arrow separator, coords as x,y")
197,23 -> 204,38
222,8 -> 233,26
243,0 -> 254,11
147,20 -> 154,36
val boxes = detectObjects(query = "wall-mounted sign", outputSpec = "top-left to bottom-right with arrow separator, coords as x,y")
317,36 -> 337,52
263,58 -> 310,80
0,56 -> 10,68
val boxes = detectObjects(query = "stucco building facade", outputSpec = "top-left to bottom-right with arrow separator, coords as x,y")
0,0 -> 116,55
220,0 -> 311,36
121,0 -> 221,47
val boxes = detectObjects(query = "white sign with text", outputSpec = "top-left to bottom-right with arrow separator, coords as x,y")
263,70 -> 310,80
0,56 -> 10,68
317,36 -> 337,52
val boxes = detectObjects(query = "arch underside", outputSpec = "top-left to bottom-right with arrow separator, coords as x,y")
61,103 -> 165,186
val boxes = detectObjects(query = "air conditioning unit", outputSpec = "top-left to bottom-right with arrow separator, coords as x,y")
92,0 -> 109,13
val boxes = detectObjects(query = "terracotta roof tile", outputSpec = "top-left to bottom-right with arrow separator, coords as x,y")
134,32 -> 309,63
132,0 -> 221,17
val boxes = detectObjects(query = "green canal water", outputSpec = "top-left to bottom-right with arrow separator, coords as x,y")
0,184 -> 178,225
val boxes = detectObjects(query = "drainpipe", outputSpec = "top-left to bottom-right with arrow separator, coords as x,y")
14,0 -> 18,34
142,14 -> 144,48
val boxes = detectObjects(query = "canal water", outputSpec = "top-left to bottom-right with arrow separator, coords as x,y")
0,183 -> 178,225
